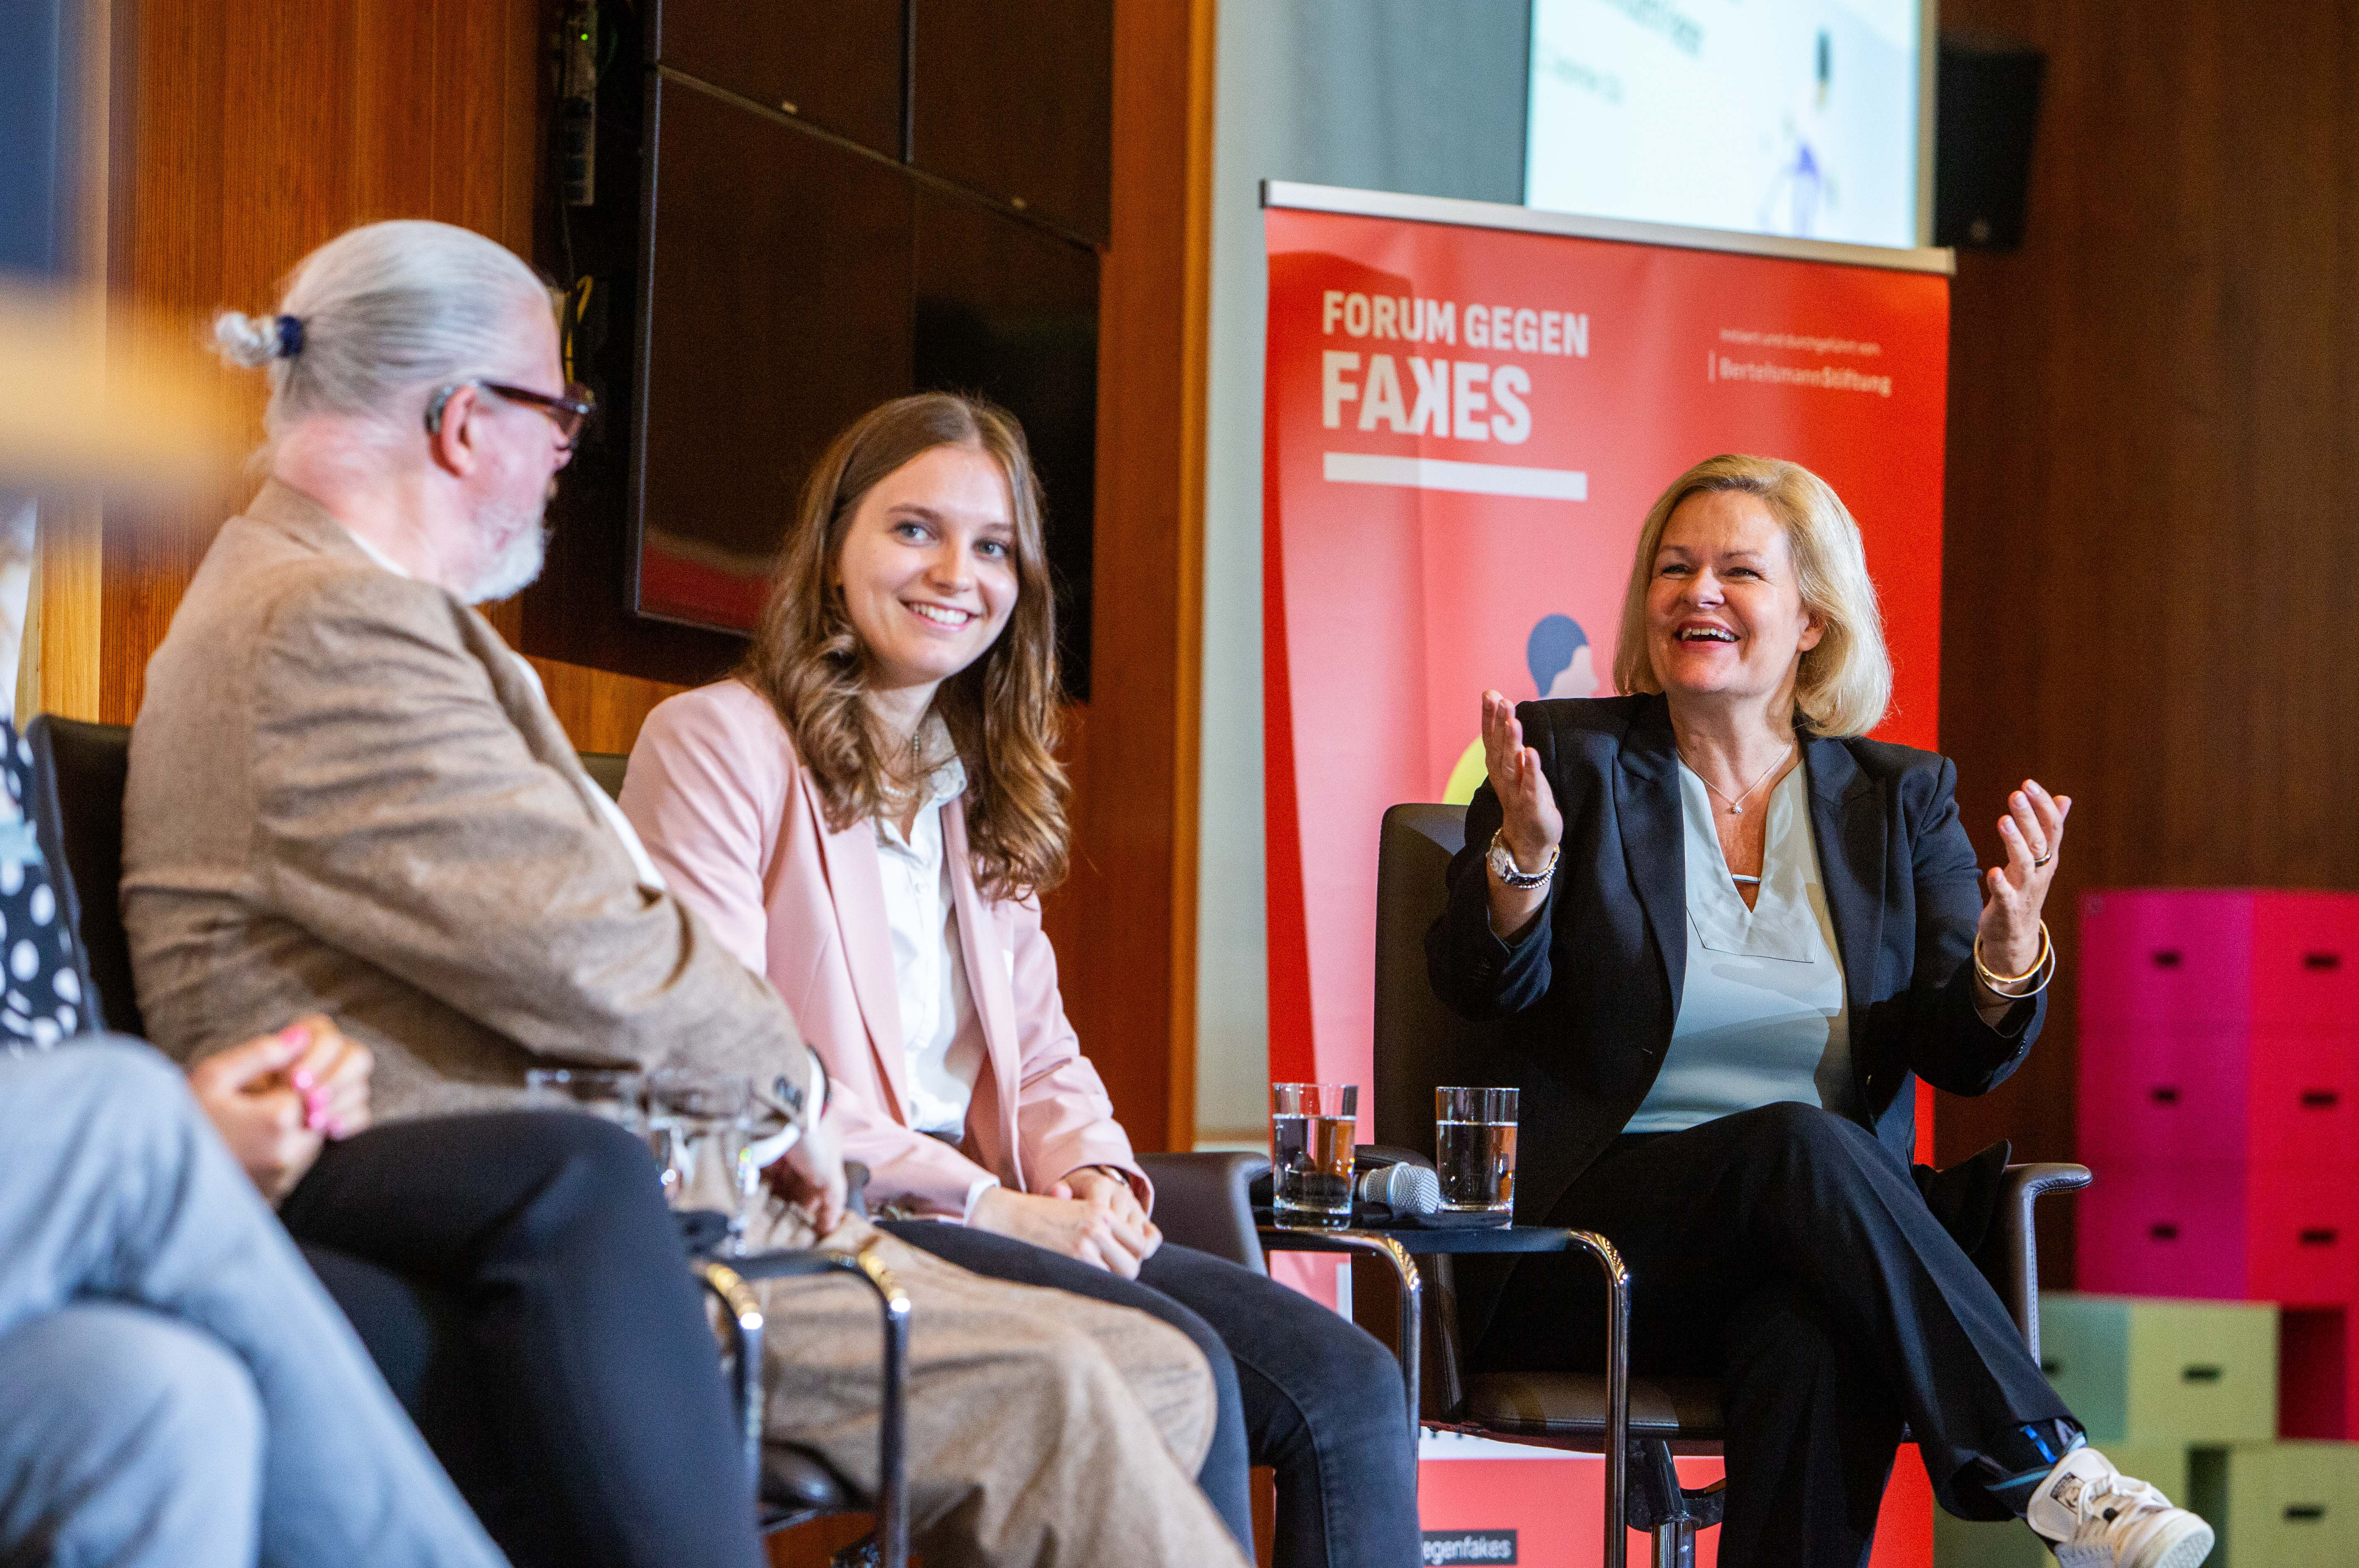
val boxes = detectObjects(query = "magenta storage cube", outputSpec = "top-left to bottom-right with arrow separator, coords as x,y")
2080,890 -> 2258,1029
2079,1026 -> 2355,1169
2252,894 -> 2359,1030
2077,1159 -> 2359,1305
2252,1033 -> 2359,1168
2080,889 -> 2359,1032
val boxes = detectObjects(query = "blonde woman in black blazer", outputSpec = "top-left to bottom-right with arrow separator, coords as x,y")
1427,456 -> 2209,1568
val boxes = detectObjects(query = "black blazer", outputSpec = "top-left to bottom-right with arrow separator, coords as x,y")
1425,694 -> 2043,1227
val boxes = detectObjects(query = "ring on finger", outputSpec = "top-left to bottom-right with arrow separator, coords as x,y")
2032,847 -> 2053,868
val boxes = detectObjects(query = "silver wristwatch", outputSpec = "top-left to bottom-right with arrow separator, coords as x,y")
1487,829 -> 1559,889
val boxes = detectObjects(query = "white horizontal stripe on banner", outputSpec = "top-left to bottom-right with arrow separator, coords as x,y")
1322,451 -> 1589,501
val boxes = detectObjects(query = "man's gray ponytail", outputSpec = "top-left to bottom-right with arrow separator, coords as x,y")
209,220 -> 547,442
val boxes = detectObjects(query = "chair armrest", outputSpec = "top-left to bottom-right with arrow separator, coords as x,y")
695,1258 -> 768,1493
1981,1163 -> 2092,1363
707,1243 -> 913,1566
1137,1152 -> 1270,1274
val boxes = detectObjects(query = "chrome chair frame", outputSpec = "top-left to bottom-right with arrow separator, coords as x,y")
1257,1216 -> 1636,1567
714,1242 -> 913,1565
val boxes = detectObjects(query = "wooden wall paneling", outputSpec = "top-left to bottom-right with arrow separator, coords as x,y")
525,655 -> 684,757
24,0 -> 113,725
1041,0 -> 1213,1152
1037,698 -> 1092,1003
91,0 -> 1222,1178
1170,0 -> 1215,1149
1937,0 -> 2359,1283
33,500 -> 102,721
98,0 -> 542,723
100,0 -> 242,724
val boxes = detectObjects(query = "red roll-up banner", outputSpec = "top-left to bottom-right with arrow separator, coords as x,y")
1262,185 -> 1950,1109
1258,185 -> 1953,1567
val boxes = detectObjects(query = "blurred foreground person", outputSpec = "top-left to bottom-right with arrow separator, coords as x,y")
0,286 -> 502,1568
1429,454 -> 2209,1568
621,392 -> 1420,1568
123,219 -> 1248,1568
0,1041 -> 511,1568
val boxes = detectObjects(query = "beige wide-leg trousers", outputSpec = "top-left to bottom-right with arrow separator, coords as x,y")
753,1214 -> 1252,1568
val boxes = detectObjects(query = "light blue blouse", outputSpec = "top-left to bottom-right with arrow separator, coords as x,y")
1624,762 -> 1861,1132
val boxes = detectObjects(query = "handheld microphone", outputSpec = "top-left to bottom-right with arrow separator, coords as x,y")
1355,1161 -> 1441,1215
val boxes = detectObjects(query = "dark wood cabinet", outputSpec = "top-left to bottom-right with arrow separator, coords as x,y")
528,0 -> 1108,680
914,190 -> 1099,694
911,0 -> 1113,244
634,76 -> 915,629
649,0 -> 906,159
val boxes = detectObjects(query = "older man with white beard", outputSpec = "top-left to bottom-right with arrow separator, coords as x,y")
122,220 -> 1248,1568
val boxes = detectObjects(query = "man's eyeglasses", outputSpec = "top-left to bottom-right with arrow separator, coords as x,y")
425,380 -> 597,447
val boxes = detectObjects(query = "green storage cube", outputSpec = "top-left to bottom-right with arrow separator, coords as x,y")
2039,1295 -> 2277,1445
1934,1444 -> 2190,1568
2188,1442 -> 2359,1568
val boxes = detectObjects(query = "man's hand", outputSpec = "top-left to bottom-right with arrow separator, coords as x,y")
766,1104 -> 848,1235
188,1015 -> 372,1202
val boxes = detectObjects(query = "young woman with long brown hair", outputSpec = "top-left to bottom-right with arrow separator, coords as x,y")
621,392 -> 1420,1568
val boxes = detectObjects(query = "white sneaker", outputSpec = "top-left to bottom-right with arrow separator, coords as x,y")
2024,1447 -> 2215,1568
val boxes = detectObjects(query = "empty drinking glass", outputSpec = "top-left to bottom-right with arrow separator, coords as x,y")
523,1067 -> 647,1134
1435,1086 -> 1518,1214
1271,1082 -> 1358,1229
646,1070 -> 756,1248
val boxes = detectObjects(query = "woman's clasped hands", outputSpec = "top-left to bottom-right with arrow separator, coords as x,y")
971,1167 -> 1163,1279
188,1013 -> 373,1201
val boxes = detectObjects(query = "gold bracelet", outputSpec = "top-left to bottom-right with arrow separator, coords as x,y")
1974,920 -> 2054,996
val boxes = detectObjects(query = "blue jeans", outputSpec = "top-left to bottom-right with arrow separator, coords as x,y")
0,1038 -> 506,1568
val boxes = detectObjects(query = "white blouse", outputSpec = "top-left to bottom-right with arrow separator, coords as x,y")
867,734 -> 1000,1220
1624,762 -> 1861,1133
873,747 -> 988,1140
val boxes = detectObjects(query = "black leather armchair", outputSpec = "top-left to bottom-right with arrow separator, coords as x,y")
32,718 -> 905,1561
1367,803 -> 2090,1568
1136,1150 -> 1269,1273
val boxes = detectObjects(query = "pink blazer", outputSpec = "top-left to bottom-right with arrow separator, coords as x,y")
619,679 -> 1146,1218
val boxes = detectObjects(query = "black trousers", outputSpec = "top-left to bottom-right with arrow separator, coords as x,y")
281,1112 -> 765,1568
1472,1102 -> 2073,1568
881,1222 -> 1421,1568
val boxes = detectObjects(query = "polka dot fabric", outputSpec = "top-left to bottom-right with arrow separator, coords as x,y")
0,723 -> 88,1052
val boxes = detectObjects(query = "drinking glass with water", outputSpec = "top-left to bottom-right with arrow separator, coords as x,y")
1435,1086 -> 1518,1214
1271,1082 -> 1358,1229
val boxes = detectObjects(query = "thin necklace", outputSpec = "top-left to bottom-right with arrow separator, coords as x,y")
880,724 -> 929,801
1681,743 -> 1793,816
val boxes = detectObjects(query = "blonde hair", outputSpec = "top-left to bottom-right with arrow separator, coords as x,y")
739,393 -> 1069,901
1612,454 -> 1892,737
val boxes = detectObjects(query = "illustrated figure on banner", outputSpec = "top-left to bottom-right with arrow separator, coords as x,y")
1443,613 -> 1601,804
1759,28 -> 1836,238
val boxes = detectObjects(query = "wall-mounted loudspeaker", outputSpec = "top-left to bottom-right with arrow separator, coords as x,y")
1934,36 -> 2045,252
